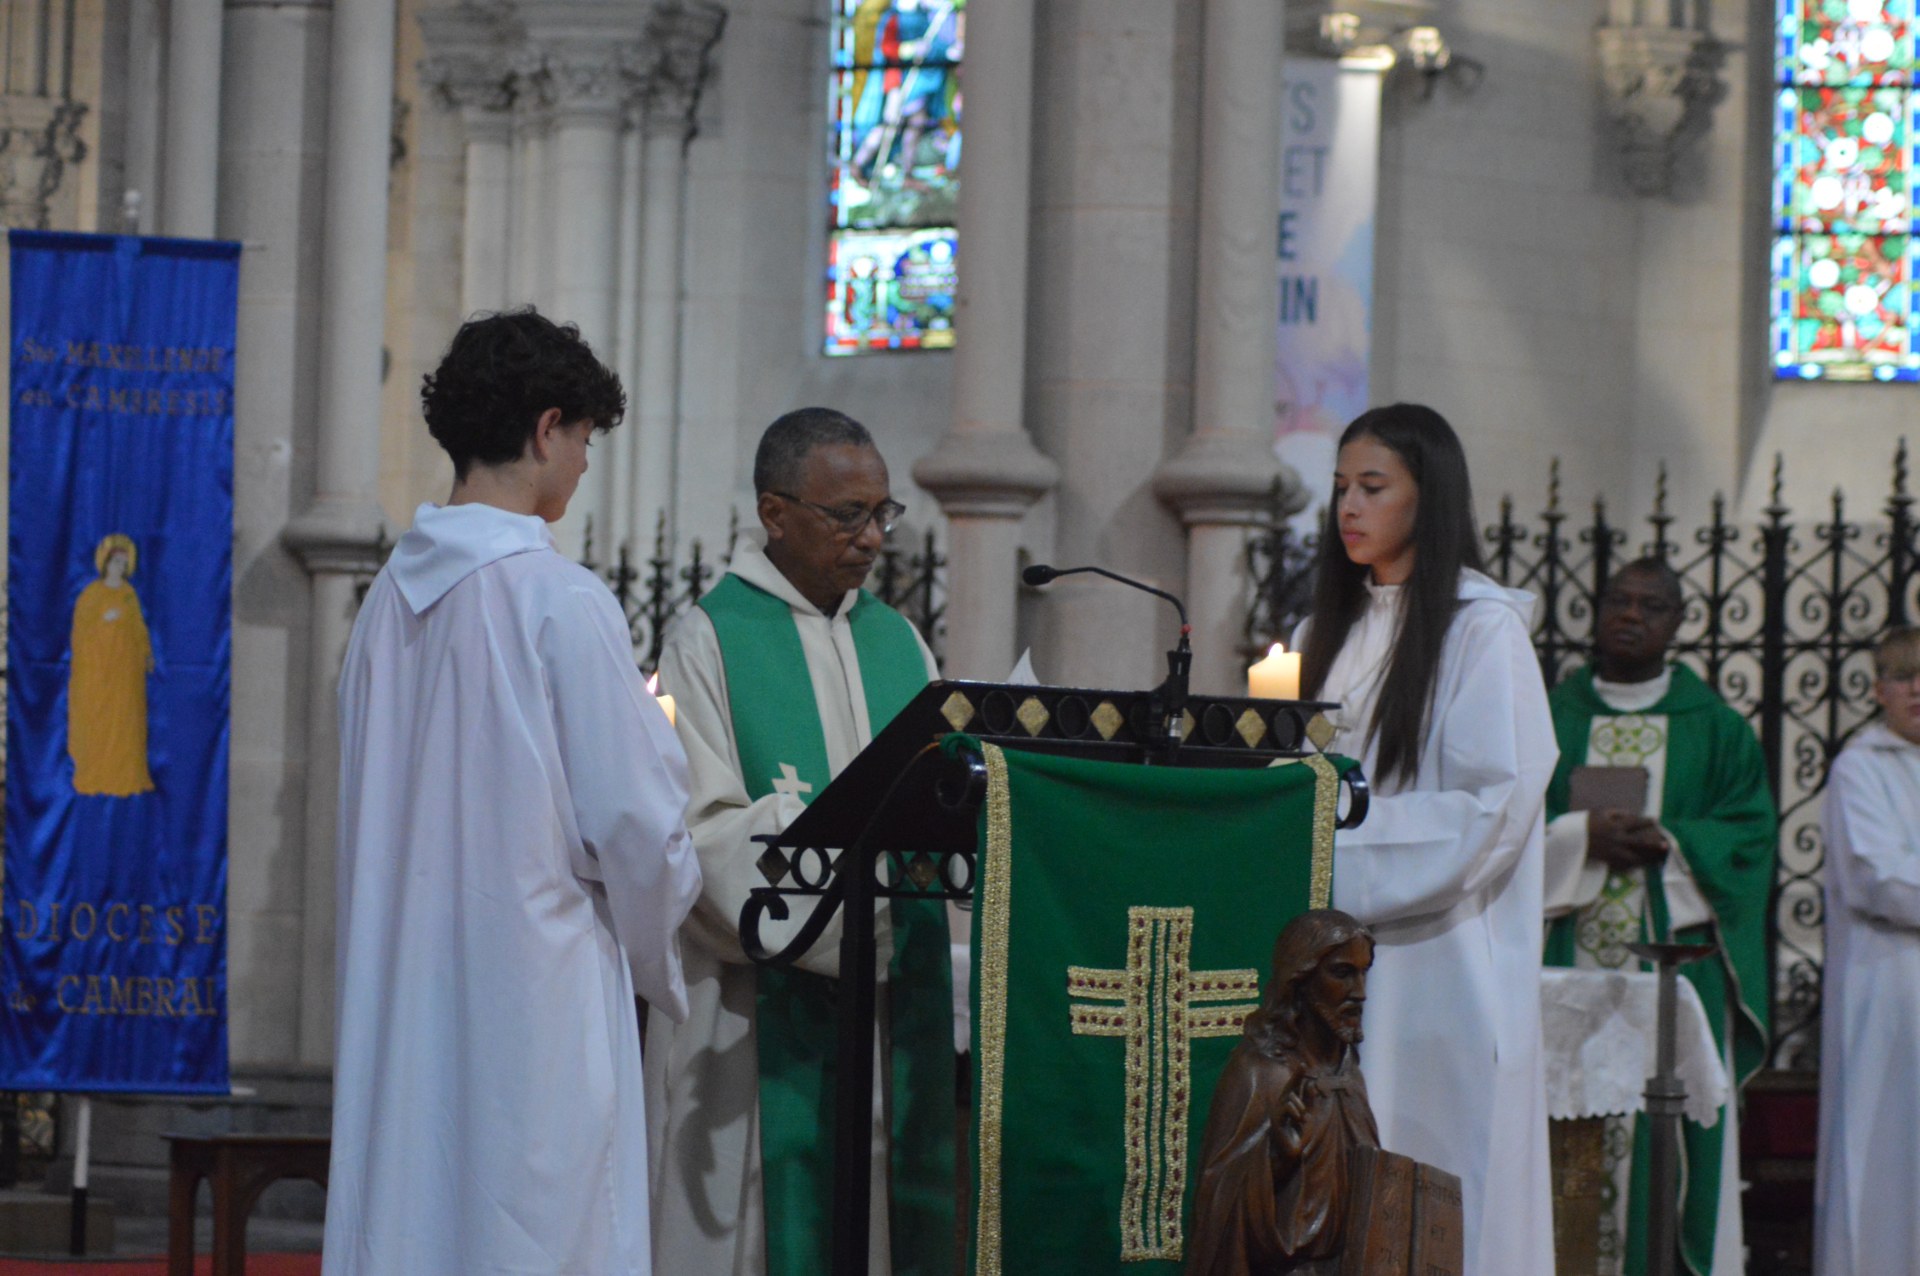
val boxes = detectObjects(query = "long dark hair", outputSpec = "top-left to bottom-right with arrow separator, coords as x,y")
1300,404 -> 1484,785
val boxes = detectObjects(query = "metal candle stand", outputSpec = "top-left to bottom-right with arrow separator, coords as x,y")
1625,939 -> 1719,1276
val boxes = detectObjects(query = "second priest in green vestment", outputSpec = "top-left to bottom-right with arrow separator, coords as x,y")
1543,659 -> 1775,1276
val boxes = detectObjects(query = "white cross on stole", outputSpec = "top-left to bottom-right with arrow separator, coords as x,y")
771,763 -> 813,799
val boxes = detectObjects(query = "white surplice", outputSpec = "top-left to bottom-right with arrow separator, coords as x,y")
1815,721 -> 1920,1276
646,538 -> 938,1276
1300,570 -> 1557,1276
323,502 -> 702,1276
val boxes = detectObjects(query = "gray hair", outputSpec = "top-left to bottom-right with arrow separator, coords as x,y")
752,407 -> 876,494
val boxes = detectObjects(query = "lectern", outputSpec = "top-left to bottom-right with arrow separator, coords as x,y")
738,679 -> 1367,1276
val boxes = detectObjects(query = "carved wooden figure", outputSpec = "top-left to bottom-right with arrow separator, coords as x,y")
1186,910 -> 1463,1276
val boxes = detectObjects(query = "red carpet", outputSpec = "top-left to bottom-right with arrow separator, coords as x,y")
0,1256 -> 318,1275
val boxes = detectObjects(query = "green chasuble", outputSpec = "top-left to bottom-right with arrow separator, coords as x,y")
962,739 -> 1349,1276
1543,664 -> 1776,1276
697,574 -> 954,1276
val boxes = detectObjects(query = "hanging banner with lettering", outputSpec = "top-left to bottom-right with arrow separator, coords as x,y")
4,231 -> 237,1092
1275,58 -> 1384,508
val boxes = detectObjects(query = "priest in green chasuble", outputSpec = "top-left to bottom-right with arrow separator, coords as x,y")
1542,558 -> 1776,1276
647,408 -> 952,1276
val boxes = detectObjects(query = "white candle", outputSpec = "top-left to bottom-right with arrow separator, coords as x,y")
1247,642 -> 1302,700
647,673 -> 677,728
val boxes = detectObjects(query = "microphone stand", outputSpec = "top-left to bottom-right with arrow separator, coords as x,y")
1022,564 -> 1192,762
1150,626 -> 1193,763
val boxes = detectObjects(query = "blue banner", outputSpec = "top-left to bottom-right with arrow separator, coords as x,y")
4,231 -> 237,1092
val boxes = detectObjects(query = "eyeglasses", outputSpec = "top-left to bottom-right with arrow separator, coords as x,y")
772,492 -> 906,538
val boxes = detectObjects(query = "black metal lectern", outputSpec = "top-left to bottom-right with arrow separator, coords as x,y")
737,679 -> 1368,1276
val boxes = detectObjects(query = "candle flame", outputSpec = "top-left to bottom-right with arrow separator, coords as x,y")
647,673 -> 661,695
1267,642 -> 1287,658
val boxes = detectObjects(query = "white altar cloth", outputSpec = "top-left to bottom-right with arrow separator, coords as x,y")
1541,967 -> 1730,1126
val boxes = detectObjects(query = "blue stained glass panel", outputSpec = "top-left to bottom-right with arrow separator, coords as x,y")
1774,0 -> 1920,378
824,0 -> 964,355
826,227 -> 957,356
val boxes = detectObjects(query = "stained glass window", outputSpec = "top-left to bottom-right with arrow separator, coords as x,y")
1774,0 -> 1920,380
826,0 -> 963,355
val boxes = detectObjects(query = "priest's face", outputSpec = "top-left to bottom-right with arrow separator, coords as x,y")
1333,435 -> 1418,586
761,443 -> 893,613
1305,935 -> 1372,1046
1595,566 -> 1683,681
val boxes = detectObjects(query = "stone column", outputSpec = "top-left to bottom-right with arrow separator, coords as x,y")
217,0 -> 333,1066
522,26 -> 646,561
1151,0 -> 1297,695
626,1 -> 724,557
125,0 -> 164,232
607,103 -> 647,559
420,8 -> 519,318
162,0 -> 224,235
280,0 -> 396,1065
508,59 -> 553,312
628,105 -> 686,557
910,0 -> 1056,680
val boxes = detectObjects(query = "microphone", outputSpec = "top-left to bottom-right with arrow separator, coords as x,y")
1022,563 -> 1189,630
1022,563 -> 1192,756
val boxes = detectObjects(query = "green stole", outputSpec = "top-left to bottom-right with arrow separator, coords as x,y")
1542,664 -> 1776,1276
698,572 -> 955,1276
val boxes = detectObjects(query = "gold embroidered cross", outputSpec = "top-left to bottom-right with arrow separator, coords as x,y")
1067,905 -> 1261,1262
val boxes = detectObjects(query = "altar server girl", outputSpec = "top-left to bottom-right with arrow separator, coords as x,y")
1297,403 -> 1557,1276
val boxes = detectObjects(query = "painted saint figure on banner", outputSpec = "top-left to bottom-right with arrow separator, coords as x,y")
68,532 -> 155,797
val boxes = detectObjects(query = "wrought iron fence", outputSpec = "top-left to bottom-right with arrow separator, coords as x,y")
585,512 -> 949,674
1247,447 -> 1920,1072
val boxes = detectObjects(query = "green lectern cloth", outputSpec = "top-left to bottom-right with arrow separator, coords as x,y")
963,740 -> 1350,1276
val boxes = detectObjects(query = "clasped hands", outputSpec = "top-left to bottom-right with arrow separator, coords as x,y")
1587,808 -> 1669,872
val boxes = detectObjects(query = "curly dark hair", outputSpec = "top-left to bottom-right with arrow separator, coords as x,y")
421,309 -> 626,477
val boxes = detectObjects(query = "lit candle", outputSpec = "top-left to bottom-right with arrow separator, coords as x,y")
646,673 -> 677,728
1247,642 -> 1301,700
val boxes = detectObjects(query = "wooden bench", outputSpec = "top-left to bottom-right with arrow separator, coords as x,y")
164,1133 -> 329,1276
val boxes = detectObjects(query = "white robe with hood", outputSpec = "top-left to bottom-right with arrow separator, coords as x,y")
1815,721 -> 1920,1276
1300,569 -> 1557,1276
323,501 -> 702,1276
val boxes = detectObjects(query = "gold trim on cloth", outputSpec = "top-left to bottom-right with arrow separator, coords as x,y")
1066,906 -> 1260,1263
974,743 -> 1014,1276
1269,753 -> 1341,909
974,746 -> 1331,1275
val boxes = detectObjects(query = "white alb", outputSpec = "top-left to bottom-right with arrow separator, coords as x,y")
323,502 -> 702,1276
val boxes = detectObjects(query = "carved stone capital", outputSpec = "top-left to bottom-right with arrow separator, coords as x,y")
912,430 -> 1059,519
0,94 -> 88,230
642,1 -> 727,136
1595,23 -> 1722,197
538,43 -> 646,119
418,4 -> 521,115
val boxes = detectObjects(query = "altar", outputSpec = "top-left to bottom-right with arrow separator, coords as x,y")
1542,967 -> 1731,1276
